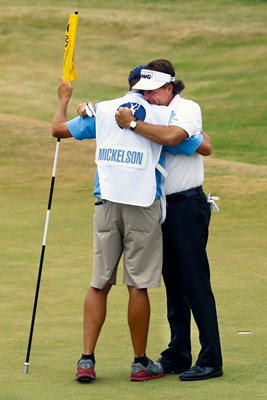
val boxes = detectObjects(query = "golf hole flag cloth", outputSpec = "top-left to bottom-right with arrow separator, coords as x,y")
63,11 -> 78,82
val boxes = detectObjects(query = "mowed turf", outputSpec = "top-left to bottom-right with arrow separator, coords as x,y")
1,116 -> 266,400
0,0 -> 267,399
0,0 -> 267,165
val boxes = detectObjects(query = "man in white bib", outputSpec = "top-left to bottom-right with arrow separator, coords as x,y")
51,66 -> 193,382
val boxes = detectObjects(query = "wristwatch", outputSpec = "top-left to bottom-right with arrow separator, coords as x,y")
129,118 -> 137,131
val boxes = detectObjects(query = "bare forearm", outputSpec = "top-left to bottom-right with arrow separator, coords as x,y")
115,107 -> 188,146
51,100 -> 71,138
51,78 -> 73,138
134,120 -> 188,146
197,131 -> 212,156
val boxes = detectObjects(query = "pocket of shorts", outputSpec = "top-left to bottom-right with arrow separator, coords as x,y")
129,200 -> 161,233
94,201 -> 111,232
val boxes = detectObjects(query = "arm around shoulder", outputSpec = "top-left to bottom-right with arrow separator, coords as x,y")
135,121 -> 188,146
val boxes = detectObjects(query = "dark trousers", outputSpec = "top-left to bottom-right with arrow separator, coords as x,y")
161,189 -> 222,368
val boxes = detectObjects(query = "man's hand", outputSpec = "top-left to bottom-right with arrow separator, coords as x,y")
57,77 -> 73,104
77,102 -> 96,117
77,102 -> 87,116
115,107 -> 133,129
197,131 -> 212,156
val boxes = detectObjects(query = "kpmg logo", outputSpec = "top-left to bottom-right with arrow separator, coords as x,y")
141,71 -> 153,80
117,102 -> 146,129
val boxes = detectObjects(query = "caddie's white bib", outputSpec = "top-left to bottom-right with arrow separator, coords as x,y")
95,92 -> 171,207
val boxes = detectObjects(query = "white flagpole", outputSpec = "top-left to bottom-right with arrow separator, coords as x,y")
24,138 -> 61,373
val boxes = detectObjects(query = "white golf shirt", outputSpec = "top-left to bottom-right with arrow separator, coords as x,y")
164,95 -> 204,195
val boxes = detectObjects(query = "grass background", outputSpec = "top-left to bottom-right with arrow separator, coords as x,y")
0,0 -> 266,399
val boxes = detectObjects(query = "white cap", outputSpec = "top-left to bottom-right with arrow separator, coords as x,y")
132,69 -> 175,90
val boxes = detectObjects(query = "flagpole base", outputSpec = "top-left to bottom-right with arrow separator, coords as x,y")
24,362 -> 30,374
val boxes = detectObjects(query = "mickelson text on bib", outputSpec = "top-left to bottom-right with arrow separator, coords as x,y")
96,144 -> 148,169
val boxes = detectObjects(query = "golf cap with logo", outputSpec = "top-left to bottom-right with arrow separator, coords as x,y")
128,64 -> 147,85
133,69 -> 176,91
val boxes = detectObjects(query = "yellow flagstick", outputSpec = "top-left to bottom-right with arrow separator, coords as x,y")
23,12 -> 79,374
63,11 -> 79,82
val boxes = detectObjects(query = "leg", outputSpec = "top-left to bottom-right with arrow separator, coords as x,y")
127,286 -> 150,357
83,284 -> 112,354
161,278 -> 192,369
160,210 -> 192,370
122,202 -> 165,381
76,202 -> 122,382
173,194 -> 222,368
85,200 -> 122,354
184,196 -> 222,368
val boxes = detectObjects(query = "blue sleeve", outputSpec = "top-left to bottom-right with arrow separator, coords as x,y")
164,134 -> 203,156
67,116 -> 96,140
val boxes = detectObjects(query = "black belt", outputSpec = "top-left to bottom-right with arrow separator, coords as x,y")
95,199 -> 107,206
166,186 -> 203,204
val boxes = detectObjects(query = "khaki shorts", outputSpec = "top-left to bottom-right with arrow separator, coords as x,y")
91,199 -> 162,289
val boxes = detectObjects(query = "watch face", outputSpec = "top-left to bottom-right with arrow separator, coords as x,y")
130,120 -> 137,129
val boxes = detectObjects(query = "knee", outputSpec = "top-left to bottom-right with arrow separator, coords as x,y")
87,284 -> 112,297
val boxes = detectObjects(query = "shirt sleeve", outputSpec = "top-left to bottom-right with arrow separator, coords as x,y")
169,100 -> 202,138
164,134 -> 203,156
67,116 -> 96,140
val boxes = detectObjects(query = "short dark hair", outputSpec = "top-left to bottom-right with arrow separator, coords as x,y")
146,59 -> 185,95
128,64 -> 147,89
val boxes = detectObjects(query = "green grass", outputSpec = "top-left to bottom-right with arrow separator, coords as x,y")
0,0 -> 266,164
1,0 -> 267,399
1,117 -> 267,400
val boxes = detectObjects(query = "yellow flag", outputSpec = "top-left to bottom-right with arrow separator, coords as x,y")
63,12 -> 79,82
